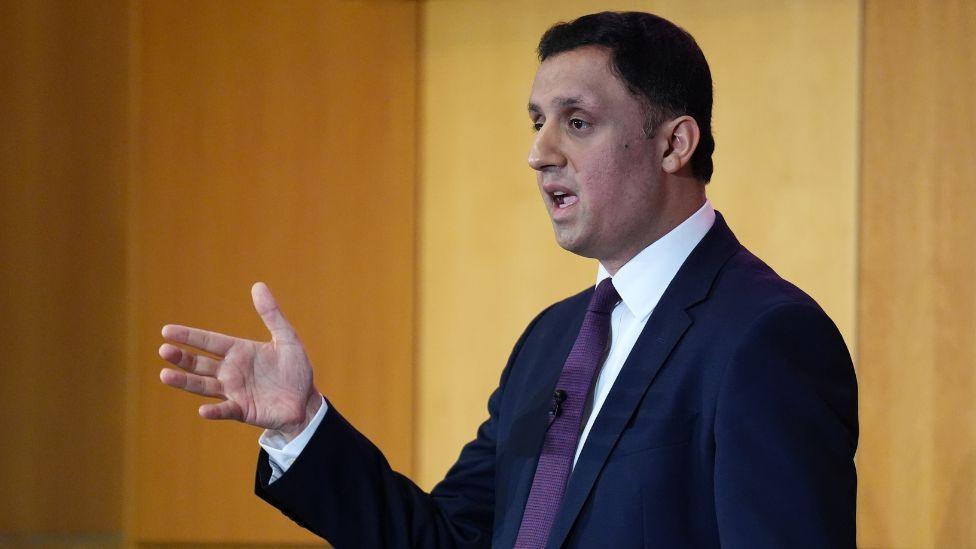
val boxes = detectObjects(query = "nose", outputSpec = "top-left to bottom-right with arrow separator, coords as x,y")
528,122 -> 565,171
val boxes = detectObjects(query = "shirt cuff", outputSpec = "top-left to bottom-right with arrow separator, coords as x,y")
258,394 -> 328,483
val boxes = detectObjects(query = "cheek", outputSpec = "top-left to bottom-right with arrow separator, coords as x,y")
575,146 -> 620,194
581,149 -> 646,206
578,168 -> 615,218
572,134 -> 656,207
618,140 -> 658,176
614,146 -> 659,198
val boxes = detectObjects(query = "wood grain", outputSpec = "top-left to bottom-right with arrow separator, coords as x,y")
127,0 -> 417,542
0,0 -> 129,534
858,1 -> 976,547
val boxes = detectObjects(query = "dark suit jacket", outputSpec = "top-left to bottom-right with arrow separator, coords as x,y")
255,212 -> 858,548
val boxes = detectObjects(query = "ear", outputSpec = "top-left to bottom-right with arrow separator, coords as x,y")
661,116 -> 700,175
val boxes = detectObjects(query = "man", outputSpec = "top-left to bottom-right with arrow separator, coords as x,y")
159,11 -> 857,548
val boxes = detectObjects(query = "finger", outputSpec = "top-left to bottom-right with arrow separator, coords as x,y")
158,343 -> 220,376
199,400 -> 244,421
161,324 -> 237,356
159,368 -> 224,398
251,282 -> 297,342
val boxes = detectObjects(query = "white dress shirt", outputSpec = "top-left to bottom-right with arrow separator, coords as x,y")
260,394 -> 328,481
575,199 -> 714,465
261,200 -> 716,481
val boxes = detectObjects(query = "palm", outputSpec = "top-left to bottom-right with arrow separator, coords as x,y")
159,282 -> 318,435
222,337 -> 312,430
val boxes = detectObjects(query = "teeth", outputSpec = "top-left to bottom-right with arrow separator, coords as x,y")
549,190 -> 577,209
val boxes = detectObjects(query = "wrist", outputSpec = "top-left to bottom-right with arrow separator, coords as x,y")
279,390 -> 322,441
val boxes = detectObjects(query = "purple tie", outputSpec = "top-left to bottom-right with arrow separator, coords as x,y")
514,277 -> 620,549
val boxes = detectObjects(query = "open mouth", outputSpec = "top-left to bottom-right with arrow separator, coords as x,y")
551,190 -> 579,209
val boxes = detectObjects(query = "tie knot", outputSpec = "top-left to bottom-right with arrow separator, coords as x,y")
588,277 -> 620,314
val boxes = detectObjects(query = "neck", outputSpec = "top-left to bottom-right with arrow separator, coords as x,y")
600,190 -> 706,275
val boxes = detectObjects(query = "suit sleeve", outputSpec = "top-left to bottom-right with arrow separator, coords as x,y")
254,308 -> 549,548
713,302 -> 858,548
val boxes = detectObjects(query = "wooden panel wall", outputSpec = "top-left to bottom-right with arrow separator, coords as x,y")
1,1 -> 416,544
126,0 -> 417,543
858,1 -> 976,547
417,0 -> 860,489
0,0 -> 129,535
7,1 -> 975,545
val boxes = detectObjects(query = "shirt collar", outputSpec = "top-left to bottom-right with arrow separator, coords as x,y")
596,200 -> 716,321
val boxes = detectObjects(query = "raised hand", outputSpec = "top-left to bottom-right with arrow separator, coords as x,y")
158,282 -> 321,440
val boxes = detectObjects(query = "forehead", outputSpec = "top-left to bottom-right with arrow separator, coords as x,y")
528,46 -> 632,112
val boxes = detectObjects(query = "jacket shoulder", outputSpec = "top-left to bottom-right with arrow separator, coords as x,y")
711,247 -> 826,317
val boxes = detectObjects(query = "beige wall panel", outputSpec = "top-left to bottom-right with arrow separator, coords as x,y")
0,0 -> 128,534
418,0 -> 859,488
858,1 -> 976,547
128,1 -> 416,542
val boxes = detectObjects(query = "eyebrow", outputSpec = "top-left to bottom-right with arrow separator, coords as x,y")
528,95 -> 589,114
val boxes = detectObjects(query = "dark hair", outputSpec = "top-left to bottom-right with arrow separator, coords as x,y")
538,12 -> 714,182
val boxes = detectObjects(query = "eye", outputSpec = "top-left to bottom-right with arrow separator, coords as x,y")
569,118 -> 590,131
531,121 -> 544,132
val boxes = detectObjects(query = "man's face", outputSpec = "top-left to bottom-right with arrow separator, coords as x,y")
528,46 -> 669,270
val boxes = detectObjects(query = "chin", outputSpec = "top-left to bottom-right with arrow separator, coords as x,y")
553,231 -> 595,258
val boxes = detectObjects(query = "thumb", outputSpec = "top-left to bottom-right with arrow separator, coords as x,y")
251,282 -> 297,342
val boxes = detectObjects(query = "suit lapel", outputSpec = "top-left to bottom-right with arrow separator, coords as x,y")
545,211 -> 741,548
